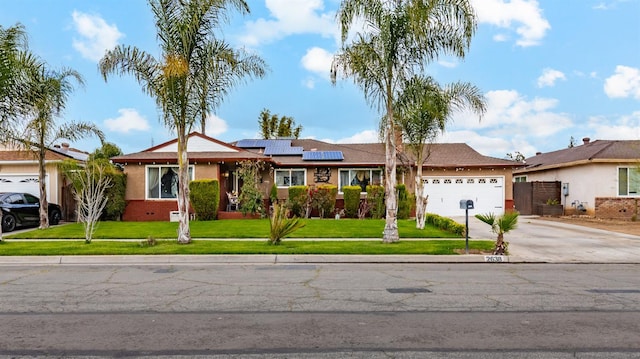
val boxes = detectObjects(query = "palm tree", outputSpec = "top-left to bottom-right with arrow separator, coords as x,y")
475,212 -> 519,255
196,41 -> 267,135
331,0 -> 477,243
99,0 -> 267,243
0,24 -> 40,127
395,75 -> 486,229
6,63 -> 105,229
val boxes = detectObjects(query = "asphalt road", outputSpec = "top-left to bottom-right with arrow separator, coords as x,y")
1,263 -> 639,358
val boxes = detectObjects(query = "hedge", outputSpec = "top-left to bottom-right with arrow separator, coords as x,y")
189,179 -> 220,220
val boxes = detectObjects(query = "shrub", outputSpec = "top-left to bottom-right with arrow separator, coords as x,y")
342,186 -> 362,218
269,202 -> 305,245
366,185 -> 385,219
270,183 -> 278,204
189,179 -> 220,220
312,184 -> 338,218
396,184 -> 414,220
103,171 -> 126,221
287,186 -> 309,217
424,213 -> 465,236
237,160 -> 265,216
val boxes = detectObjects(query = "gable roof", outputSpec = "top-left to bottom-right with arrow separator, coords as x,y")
516,139 -> 640,173
235,138 -> 518,168
111,132 -> 271,164
0,145 -> 86,163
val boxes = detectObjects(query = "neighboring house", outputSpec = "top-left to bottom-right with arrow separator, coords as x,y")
111,132 -> 518,220
0,143 -> 88,220
513,137 -> 640,218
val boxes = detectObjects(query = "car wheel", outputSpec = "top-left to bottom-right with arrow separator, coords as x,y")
2,213 -> 16,232
49,210 -> 61,226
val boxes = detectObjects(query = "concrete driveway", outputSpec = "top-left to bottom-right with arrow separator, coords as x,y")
456,215 -> 640,263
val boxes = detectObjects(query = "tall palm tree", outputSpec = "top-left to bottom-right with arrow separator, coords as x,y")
331,0 -> 477,243
7,63 -> 105,229
395,75 -> 486,229
196,41 -> 267,135
99,0 -> 267,243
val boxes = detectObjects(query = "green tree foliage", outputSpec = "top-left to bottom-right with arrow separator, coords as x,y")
237,160 -> 265,216
332,0 -> 477,242
366,185 -> 385,219
99,0 -> 267,243
89,143 -> 126,221
342,186 -> 362,218
189,179 -> 220,220
475,211 -> 519,255
258,108 -> 302,139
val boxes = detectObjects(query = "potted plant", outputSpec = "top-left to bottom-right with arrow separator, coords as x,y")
540,198 -> 564,216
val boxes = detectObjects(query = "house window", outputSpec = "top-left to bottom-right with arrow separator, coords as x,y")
514,176 -> 527,182
618,167 -> 640,196
147,165 -> 194,199
339,169 -> 382,192
275,169 -> 306,187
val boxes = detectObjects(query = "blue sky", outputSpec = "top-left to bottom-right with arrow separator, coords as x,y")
1,0 -> 639,158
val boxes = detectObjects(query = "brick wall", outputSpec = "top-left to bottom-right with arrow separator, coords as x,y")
123,200 -> 180,221
595,197 -> 640,219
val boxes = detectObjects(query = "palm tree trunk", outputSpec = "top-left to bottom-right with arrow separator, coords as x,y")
38,145 -> 49,229
176,130 -> 191,244
415,174 -> 428,230
494,233 -> 506,255
382,102 -> 399,243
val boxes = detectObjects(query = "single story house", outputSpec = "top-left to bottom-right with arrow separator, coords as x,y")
513,137 -> 640,218
0,143 -> 88,220
112,132 -> 518,220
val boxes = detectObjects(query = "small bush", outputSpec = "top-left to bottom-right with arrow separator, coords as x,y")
189,179 -> 220,220
396,184 -> 414,220
342,186 -> 362,218
139,236 -> 158,247
312,185 -> 338,218
287,186 -> 309,217
424,213 -> 465,236
366,185 -> 385,219
269,202 -> 305,245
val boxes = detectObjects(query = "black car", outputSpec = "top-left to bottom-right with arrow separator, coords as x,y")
0,192 -> 62,232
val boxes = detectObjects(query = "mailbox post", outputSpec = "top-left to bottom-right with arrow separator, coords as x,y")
459,199 -> 474,254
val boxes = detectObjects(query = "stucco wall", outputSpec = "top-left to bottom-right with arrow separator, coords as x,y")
518,163 -> 620,214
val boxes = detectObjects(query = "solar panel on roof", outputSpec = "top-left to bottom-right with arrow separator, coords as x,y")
264,146 -> 304,156
236,139 -> 292,148
302,151 -> 344,161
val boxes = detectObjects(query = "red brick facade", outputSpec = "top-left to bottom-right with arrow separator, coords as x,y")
595,197 -> 640,219
123,200 -> 186,221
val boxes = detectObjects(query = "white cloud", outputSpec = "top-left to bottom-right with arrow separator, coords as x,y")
104,108 -> 150,133
328,130 -> 380,143
238,0 -> 337,47
471,0 -> 551,47
588,111 -> 640,140
450,89 -> 573,138
537,68 -> 566,88
604,65 -> 640,99
203,114 -> 229,136
71,11 -> 123,62
301,46 -> 334,80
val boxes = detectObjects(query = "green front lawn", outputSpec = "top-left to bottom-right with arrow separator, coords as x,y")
0,218 -> 495,256
0,239 -> 494,256
5,219 -> 461,240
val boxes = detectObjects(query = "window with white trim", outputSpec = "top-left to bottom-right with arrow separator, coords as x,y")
339,169 -> 382,192
275,169 -> 306,187
147,165 -> 194,199
618,167 -> 640,196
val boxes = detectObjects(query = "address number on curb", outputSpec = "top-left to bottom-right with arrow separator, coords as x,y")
484,255 -> 507,263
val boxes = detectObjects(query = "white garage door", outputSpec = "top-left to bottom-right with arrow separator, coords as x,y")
0,174 -> 46,197
423,176 -> 504,217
